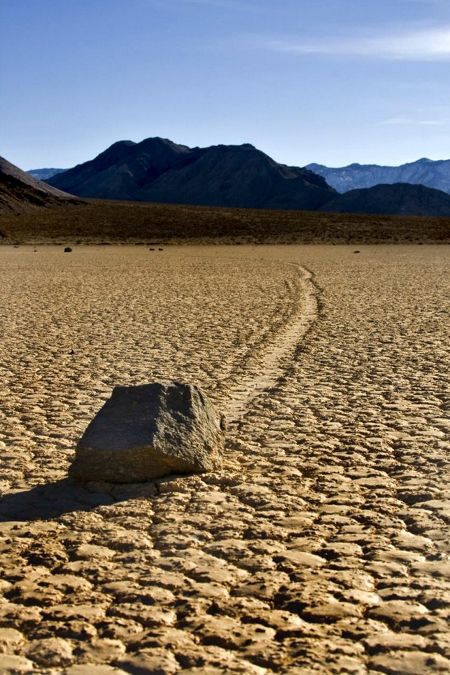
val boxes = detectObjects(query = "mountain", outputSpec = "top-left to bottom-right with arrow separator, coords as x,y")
28,168 -> 66,181
0,156 -> 80,213
307,158 -> 450,194
44,138 -> 450,216
48,137 -> 336,210
320,183 -> 450,217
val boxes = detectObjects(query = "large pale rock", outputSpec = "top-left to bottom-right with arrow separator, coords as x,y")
69,382 -> 224,482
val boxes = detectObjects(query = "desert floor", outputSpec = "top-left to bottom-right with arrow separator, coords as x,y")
0,244 -> 449,674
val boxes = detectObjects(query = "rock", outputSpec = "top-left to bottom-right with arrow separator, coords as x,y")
0,628 -> 25,653
274,550 -> 325,568
64,247 -> 72,252
70,382 -> 224,482
0,654 -> 34,673
302,601 -> 364,621
66,667 -> 128,675
369,651 -> 450,674
26,637 -> 73,667
364,631 -> 429,653
109,603 -> 176,627
117,649 -> 179,675
74,637 -> 126,663
368,600 -> 429,626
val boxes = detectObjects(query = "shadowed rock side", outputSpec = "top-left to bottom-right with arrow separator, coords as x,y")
320,182 -> 450,216
0,156 -> 81,213
48,137 -> 336,210
70,382 -> 224,482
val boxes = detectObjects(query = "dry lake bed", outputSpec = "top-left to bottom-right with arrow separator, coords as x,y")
0,244 -> 449,674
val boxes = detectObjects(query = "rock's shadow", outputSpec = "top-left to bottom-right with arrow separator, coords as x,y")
0,479 -> 119,522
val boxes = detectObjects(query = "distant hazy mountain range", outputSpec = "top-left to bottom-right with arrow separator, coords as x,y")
307,158 -> 450,195
28,168 -> 66,181
0,157 -> 79,213
47,137 -> 335,211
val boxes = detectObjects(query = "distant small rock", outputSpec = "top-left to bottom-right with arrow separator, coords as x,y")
70,382 -> 224,482
64,247 -> 72,253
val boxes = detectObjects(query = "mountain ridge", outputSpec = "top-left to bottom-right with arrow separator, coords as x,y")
28,168 -> 66,181
307,158 -> 450,194
48,137 -> 336,210
28,138 -> 450,216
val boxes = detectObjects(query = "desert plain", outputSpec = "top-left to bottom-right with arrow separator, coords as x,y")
0,243 -> 449,674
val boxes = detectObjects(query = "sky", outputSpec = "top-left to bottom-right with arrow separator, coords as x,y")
1,0 -> 450,169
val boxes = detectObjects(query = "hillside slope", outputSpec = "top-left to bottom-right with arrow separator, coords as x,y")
0,156 -> 80,213
320,182 -> 450,216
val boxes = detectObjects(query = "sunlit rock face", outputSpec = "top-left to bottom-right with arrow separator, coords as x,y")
70,382 -> 224,483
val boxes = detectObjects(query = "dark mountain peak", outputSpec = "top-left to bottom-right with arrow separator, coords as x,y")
90,140 -> 137,170
203,143 -> 299,176
191,143 -> 297,178
138,137 -> 191,153
210,143 -> 258,153
173,143 -> 267,169
108,140 -> 136,149
49,136 -> 335,210
47,137 -> 200,200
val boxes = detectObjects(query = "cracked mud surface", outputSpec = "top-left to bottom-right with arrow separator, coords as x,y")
0,244 -> 449,674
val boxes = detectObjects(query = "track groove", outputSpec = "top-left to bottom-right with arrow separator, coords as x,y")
226,264 -> 319,425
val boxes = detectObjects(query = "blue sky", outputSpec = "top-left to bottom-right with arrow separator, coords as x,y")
1,0 -> 450,169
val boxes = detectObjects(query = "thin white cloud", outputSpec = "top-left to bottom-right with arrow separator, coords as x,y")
265,26 -> 450,61
183,0 -> 248,6
162,0 -> 258,8
379,116 -> 450,126
401,0 -> 448,4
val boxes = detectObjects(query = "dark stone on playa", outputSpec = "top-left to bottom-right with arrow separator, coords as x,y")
69,382 -> 224,482
64,247 -> 72,253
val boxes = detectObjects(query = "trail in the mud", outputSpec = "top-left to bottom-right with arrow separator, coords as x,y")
225,264 -> 318,424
